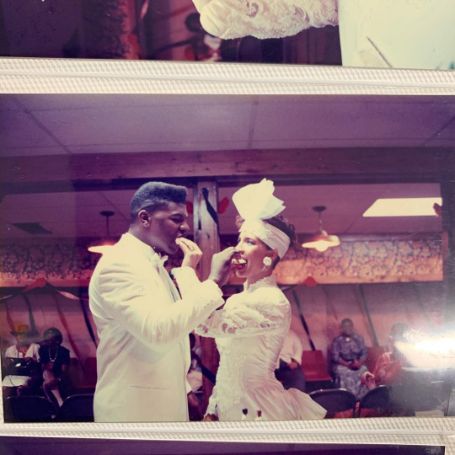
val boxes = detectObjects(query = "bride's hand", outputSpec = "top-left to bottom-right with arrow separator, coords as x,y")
177,238 -> 203,270
203,413 -> 219,422
208,247 -> 236,287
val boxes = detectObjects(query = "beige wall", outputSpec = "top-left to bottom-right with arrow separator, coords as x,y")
339,0 -> 455,69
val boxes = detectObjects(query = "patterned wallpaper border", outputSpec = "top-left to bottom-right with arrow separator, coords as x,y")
275,238 -> 442,284
0,237 -> 443,287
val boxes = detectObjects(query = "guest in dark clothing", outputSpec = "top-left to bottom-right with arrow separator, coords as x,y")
275,328 -> 306,392
39,327 -> 70,407
331,318 -> 368,399
187,333 -> 205,421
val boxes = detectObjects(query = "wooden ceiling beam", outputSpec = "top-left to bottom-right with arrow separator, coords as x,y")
1,147 -> 454,194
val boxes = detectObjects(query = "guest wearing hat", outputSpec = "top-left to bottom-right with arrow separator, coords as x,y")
2,324 -> 41,397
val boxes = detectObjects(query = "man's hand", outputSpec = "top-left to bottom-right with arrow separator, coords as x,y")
48,378 -> 60,388
208,247 -> 235,287
338,358 -> 351,368
187,391 -> 203,421
288,359 -> 300,370
187,391 -> 200,409
203,413 -> 219,422
350,359 -> 361,370
362,371 -> 376,388
176,238 -> 203,270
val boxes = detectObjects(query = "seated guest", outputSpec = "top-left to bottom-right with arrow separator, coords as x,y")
187,333 -> 204,394
186,333 -> 220,420
363,323 -> 409,389
39,327 -> 70,407
2,324 -> 41,397
275,328 -> 306,392
331,318 -> 368,399
187,333 -> 204,420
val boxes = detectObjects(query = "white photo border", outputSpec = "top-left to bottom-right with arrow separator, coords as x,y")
0,58 -> 454,95
0,57 -> 454,451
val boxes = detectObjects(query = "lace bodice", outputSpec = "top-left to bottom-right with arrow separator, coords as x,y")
193,0 -> 338,40
196,276 -> 326,420
197,276 -> 292,416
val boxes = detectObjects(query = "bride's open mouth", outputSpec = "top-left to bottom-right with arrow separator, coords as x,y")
231,256 -> 247,272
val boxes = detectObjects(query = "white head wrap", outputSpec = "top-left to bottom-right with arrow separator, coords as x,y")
232,179 -> 290,258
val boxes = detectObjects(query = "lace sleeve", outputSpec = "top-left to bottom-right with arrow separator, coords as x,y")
193,0 -> 338,40
196,293 -> 289,338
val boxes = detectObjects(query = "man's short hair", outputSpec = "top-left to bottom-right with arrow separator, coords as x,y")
130,181 -> 187,221
43,327 -> 63,344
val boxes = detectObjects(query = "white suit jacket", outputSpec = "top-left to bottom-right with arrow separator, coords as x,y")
89,233 -> 223,422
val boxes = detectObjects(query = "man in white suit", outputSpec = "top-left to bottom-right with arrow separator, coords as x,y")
89,181 -> 233,422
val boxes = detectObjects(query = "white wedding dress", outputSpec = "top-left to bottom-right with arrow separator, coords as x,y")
192,0 -> 338,40
196,276 -> 326,421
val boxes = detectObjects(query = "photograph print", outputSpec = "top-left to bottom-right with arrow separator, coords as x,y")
0,0 -> 454,70
0,93 -> 455,423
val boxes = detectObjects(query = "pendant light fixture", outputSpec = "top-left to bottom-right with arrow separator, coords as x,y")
301,206 -> 340,252
87,210 -> 116,254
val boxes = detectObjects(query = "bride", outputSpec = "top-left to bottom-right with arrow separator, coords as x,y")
192,0 -> 338,40
195,179 -> 326,421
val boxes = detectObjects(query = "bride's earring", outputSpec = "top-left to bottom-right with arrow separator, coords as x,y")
262,257 -> 272,267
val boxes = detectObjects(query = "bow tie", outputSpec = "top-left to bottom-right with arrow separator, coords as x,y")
152,254 -> 181,300
148,251 -> 168,267
159,255 -> 168,266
